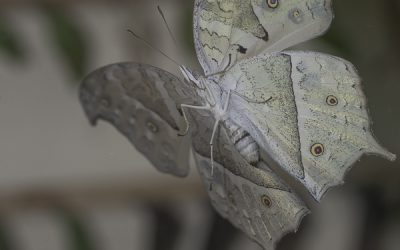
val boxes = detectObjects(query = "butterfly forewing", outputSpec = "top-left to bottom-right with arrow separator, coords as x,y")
194,0 -> 268,74
221,52 -> 395,200
193,0 -> 333,74
251,0 -> 333,53
286,51 -> 396,199
79,63 -> 198,177
221,53 -> 305,180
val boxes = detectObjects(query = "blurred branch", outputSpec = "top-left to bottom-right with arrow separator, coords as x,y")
0,179 -> 204,212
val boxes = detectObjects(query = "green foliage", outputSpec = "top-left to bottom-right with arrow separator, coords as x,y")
0,221 -> 14,250
41,5 -> 88,80
59,210 -> 95,250
0,17 -> 25,62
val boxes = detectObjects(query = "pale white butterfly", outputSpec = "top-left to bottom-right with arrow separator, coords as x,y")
79,0 -> 396,249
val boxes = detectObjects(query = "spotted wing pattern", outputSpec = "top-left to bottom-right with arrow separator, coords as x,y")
79,63 -> 198,177
189,108 -> 309,249
193,0 -> 333,74
286,51 -> 396,200
221,52 -> 396,200
194,0 -> 268,75
251,0 -> 333,54
78,1 -> 396,249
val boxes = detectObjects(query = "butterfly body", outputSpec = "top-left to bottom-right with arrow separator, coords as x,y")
180,66 -> 263,168
79,1 -> 396,249
223,118 -> 260,165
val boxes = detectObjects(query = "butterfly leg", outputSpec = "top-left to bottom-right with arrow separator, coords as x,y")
223,90 -> 232,112
208,90 -> 232,179
209,119 -> 220,176
178,104 -> 210,136
208,118 -> 221,191
207,90 -> 234,190
209,90 -> 231,176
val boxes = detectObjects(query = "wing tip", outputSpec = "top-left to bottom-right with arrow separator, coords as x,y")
269,206 -> 310,250
292,207 -> 311,233
312,180 -> 345,202
306,144 -> 396,202
366,135 -> 397,162
370,147 -> 397,162
267,195 -> 311,250
303,170 -> 350,202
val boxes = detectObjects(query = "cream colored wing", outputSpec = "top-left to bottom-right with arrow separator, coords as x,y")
251,0 -> 333,54
222,52 -> 395,201
193,0 -> 333,75
80,63 -> 198,177
189,108 -> 309,250
221,53 -> 305,180
285,51 -> 396,200
194,0 -> 268,75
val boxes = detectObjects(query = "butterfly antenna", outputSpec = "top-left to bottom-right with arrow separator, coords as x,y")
157,5 -> 178,48
126,29 -> 180,66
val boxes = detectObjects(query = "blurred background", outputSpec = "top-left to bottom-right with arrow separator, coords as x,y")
0,0 -> 399,249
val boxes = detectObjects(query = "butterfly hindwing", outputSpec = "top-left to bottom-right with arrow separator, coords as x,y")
193,0 -> 333,74
195,153 -> 309,249
79,63 -> 198,177
221,52 -> 395,200
188,108 -> 309,249
285,51 -> 396,199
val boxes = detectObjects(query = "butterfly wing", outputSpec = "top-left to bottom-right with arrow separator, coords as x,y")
79,63 -> 198,177
251,0 -> 333,53
286,51 -> 396,199
188,109 -> 309,249
222,52 -> 396,200
193,0 -> 332,74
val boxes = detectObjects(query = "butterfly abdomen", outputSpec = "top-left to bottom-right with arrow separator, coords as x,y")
224,119 -> 259,165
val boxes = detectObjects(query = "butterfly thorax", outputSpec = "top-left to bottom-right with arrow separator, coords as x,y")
180,65 -> 260,165
203,76 -> 260,166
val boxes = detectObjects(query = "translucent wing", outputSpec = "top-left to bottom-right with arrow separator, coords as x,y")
222,52 -> 396,200
188,109 -> 309,249
193,0 -> 332,74
79,63 -> 198,177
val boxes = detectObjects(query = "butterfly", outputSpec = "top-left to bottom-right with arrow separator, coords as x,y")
79,0 -> 396,249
